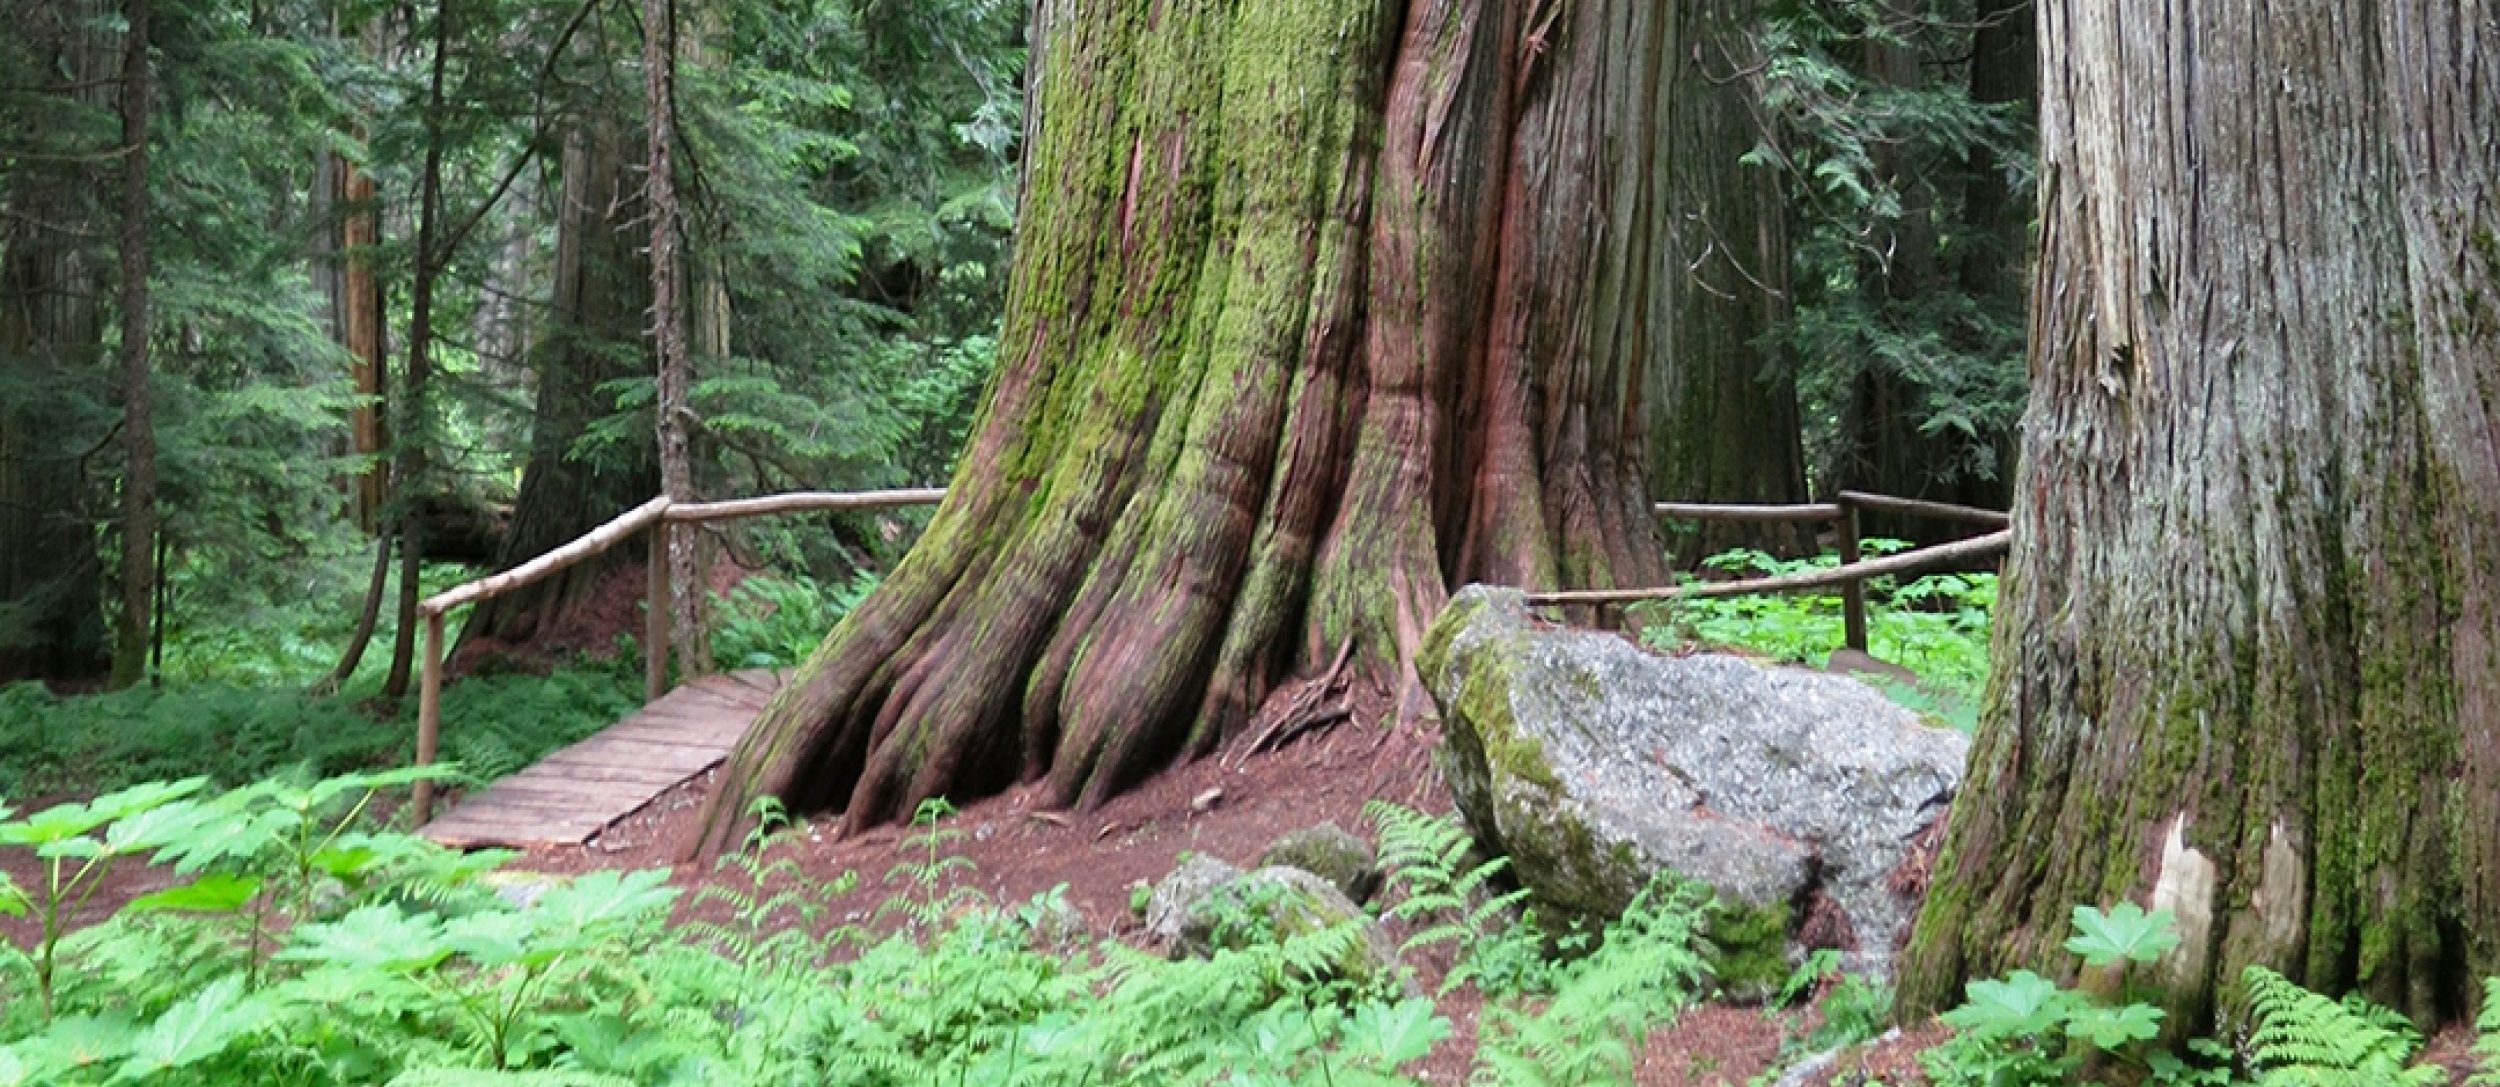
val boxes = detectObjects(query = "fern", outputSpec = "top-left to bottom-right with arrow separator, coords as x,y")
2243,966 -> 2441,1087
1365,801 -> 1542,995
2478,976 -> 2500,1085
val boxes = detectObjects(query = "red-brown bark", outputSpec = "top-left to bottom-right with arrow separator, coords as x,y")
694,0 -> 1782,856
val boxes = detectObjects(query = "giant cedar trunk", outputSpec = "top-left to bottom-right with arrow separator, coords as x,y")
696,0 -> 1723,854
457,122 -> 657,656
1899,0 -> 2500,1030
1646,0 -> 1810,562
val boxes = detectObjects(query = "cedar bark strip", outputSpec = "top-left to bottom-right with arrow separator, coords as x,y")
695,0 -> 1793,855
1900,0 -> 2500,1030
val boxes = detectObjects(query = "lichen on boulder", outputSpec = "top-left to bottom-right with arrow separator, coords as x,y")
1421,585 -> 1968,980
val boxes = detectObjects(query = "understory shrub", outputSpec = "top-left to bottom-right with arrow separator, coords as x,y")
0,788 -> 1718,1086
1638,541 -> 1995,729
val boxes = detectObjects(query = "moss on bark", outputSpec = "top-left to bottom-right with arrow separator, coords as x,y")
692,0 -> 1763,857
1897,0 -> 2500,1032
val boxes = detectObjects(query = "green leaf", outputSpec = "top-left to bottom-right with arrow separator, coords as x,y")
1346,998 -> 1449,1067
279,905 -> 452,973
445,910 -> 540,969
2067,902 -> 2180,966
527,869 -> 677,936
2066,1001 -> 2164,1049
0,1046 -> 23,1087
127,874 -> 263,914
1942,970 -> 2072,1038
115,976 -> 267,1080
14,1014 -> 139,1078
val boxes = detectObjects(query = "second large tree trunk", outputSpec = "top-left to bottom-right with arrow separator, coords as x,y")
695,0 -> 1775,854
1899,0 -> 2500,1031
456,121 -> 657,658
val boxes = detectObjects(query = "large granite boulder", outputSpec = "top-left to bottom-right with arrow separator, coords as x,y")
1421,586 -> 1968,982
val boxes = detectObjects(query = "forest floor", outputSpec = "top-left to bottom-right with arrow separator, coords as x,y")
4,685 -> 2482,1084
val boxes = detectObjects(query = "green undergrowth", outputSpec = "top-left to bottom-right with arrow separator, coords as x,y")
0,664 -> 640,800
1914,903 -> 2498,1087
0,787 -> 1727,1087
6,774 -> 2496,1086
707,571 -> 881,671
1637,541 -> 1995,729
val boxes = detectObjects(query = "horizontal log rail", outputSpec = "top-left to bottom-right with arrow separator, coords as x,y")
1835,490 -> 2012,529
1523,529 -> 2012,607
665,488 -> 948,524
403,486 -> 2007,824
1652,501 -> 1844,522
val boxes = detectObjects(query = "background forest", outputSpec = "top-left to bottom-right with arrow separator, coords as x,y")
0,0 -> 2029,703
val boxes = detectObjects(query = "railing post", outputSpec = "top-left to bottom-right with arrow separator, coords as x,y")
1838,499 -> 1869,653
413,611 -> 445,825
646,524 -> 671,703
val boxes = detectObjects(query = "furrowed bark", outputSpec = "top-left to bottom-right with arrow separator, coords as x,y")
1899,0 -> 2500,1031
697,0 -> 1720,858
1643,0 -> 1810,562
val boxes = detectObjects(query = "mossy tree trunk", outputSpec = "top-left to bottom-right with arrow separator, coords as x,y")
1645,0 -> 1811,563
1899,0 -> 2500,1031
696,0 -> 1725,853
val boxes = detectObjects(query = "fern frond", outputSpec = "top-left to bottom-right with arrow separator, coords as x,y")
2244,966 -> 2441,1087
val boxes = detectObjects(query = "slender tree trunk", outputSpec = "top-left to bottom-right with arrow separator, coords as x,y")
644,0 -> 705,682
453,121 -> 657,659
1646,0 -> 1809,563
1899,0 -> 2500,1031
697,0 -> 1710,855
106,0 -> 154,691
336,153 -> 390,533
382,0 -> 456,700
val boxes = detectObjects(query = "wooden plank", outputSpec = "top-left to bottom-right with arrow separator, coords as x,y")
557,736 -> 739,761
600,724 -> 745,749
469,781 -> 675,808
516,760 -> 697,786
417,657 -> 782,851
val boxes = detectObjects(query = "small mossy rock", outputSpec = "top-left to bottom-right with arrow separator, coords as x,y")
1175,866 -> 1405,989
1146,854 -> 1243,943
1422,586 -> 1968,981
1258,823 -> 1380,904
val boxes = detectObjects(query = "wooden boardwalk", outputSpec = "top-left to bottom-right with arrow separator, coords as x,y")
420,668 -> 785,850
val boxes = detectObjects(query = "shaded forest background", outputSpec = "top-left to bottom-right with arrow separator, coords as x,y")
0,0 -> 2034,697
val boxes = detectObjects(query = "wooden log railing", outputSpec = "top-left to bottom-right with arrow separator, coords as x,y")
408,488 -> 946,823
1641,495 -> 2011,654
403,488 -> 2007,823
